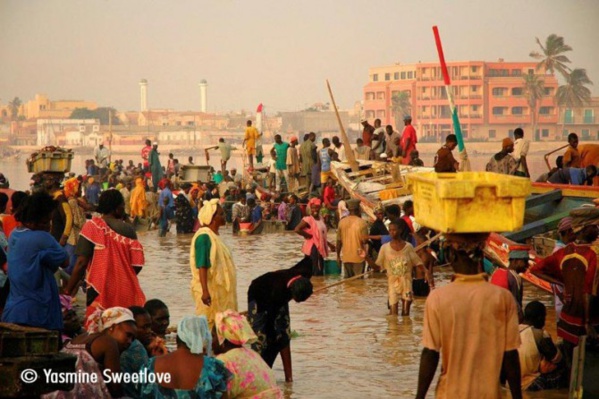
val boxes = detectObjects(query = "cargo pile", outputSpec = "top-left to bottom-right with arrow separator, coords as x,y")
26,146 -> 74,174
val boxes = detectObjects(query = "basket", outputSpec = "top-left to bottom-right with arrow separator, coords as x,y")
407,172 -> 531,233
0,323 -> 60,358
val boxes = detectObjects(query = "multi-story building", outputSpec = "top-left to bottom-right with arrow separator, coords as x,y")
364,60 -> 560,141
37,119 -> 100,146
560,98 -> 599,141
22,94 -> 98,120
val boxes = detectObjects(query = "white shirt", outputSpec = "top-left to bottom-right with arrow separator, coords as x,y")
513,138 -> 530,173
372,127 -> 386,154
335,145 -> 347,162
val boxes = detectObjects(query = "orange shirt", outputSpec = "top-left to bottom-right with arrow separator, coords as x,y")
2,214 -> 18,238
563,146 -> 581,167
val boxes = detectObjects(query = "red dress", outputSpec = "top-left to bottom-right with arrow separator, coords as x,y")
400,125 -> 418,165
80,217 -> 146,323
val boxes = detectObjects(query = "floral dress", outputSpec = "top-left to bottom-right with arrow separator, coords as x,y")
217,348 -> 282,399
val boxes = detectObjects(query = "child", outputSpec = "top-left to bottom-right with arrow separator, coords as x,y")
363,219 -> 430,316
409,150 -> 424,167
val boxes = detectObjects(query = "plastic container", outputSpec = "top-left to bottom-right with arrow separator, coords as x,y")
239,223 -> 252,232
406,172 -> 531,233
324,259 -> 341,275
27,151 -> 73,173
180,165 -> 211,182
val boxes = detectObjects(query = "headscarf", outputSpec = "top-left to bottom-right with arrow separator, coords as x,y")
570,205 -> 599,233
64,178 -> 80,198
557,216 -> 573,233
308,197 -> 321,208
178,315 -> 212,355
502,137 -> 514,148
86,307 -> 135,333
337,200 -> 349,219
199,198 -> 220,226
214,310 -> 257,346
60,295 -> 73,313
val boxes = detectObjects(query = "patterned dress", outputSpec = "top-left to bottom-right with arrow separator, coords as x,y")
217,348 -> 282,398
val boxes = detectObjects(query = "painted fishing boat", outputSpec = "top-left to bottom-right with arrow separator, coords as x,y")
331,160 -> 433,220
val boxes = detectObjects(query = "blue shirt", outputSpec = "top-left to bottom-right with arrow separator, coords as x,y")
159,187 -> 174,209
320,148 -> 331,172
251,205 -> 263,224
2,228 -> 68,330
86,183 -> 101,206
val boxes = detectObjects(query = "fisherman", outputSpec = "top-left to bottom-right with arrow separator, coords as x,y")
286,136 -> 300,192
247,257 -> 313,382
95,143 -> 111,176
336,199 -> 368,278
331,136 -> 347,162
547,165 -> 597,185
513,128 -> 530,177
319,138 -> 336,183
530,206 -> 599,368
563,132 -> 581,168
243,120 -> 261,171
271,134 -> 290,193
385,125 -> 401,158
371,118 -> 386,159
400,116 -> 418,165
299,132 -> 317,190
415,233 -> 522,399
354,138 -> 371,161
434,134 -> 459,173
206,138 -> 236,175
486,138 -> 518,175
361,118 -> 375,147
490,249 -> 530,321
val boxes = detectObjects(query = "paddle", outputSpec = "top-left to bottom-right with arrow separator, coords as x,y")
314,232 -> 443,293
544,144 -> 568,171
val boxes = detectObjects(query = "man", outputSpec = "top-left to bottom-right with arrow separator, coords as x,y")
371,119 -> 386,159
518,301 -> 566,392
141,139 -> 152,172
230,168 -> 242,186
158,180 -> 174,236
243,120 -> 261,170
144,299 -> 170,339
513,128 -> 530,177
299,132 -> 317,189
188,156 -> 194,165
331,136 -> 346,162
354,138 -> 371,161
271,134 -> 290,193
85,177 -> 101,207
563,132 -> 581,168
336,199 -> 368,278
231,193 -> 249,234
206,138 -> 236,175
434,134 -> 459,173
48,180 -> 73,246
166,153 -> 175,178
94,143 -> 110,176
286,136 -> 300,192
490,249 -> 530,321
530,207 -> 599,367
400,116 -> 418,165
319,138 -> 336,183
416,233 -> 522,399
361,118 -> 375,147
149,142 -> 163,193
409,150 -> 424,167
286,194 -> 303,231
548,165 -> 597,185
486,138 -> 518,175
385,125 -> 401,158
247,197 -> 263,235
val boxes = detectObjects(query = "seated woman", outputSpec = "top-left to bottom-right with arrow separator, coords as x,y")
139,315 -> 231,399
44,307 -> 138,399
60,295 -> 85,345
213,310 -> 282,399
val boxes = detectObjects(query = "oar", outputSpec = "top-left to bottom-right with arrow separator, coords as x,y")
544,144 -> 568,171
315,232 -> 443,293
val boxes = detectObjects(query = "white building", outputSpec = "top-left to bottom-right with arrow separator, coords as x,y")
37,119 -> 100,146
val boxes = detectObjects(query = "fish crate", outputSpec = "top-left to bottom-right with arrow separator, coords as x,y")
0,323 -> 60,358
26,149 -> 73,173
0,353 -> 77,398
407,172 -> 531,233
532,235 -> 558,258
179,165 -> 211,182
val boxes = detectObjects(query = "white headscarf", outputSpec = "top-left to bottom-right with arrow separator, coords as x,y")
199,198 -> 220,227
87,307 -> 135,333
177,315 -> 212,355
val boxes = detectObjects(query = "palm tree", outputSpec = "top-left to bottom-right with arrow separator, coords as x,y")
556,68 -> 593,138
7,97 -> 22,120
530,34 -> 572,78
522,74 -> 545,141
391,91 -> 411,129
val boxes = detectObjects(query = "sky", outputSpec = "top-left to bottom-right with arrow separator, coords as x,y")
1,0 -> 598,114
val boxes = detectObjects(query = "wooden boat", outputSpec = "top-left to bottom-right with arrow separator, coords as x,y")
331,160 -> 433,220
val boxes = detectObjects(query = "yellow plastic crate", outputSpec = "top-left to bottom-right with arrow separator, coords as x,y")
406,172 -> 531,233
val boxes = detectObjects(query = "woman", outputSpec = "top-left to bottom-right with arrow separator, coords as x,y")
294,198 -> 330,276
130,177 -> 147,221
175,193 -> 195,234
1,192 -> 68,331
213,310 -> 282,398
44,307 -> 138,399
190,198 -> 238,327
64,177 -> 86,275
139,316 -> 231,399
60,295 -> 84,345
65,190 -> 146,323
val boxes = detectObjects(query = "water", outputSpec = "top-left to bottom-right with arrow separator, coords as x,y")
0,155 -> 566,398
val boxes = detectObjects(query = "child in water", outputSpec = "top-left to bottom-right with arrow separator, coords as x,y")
362,219 -> 431,316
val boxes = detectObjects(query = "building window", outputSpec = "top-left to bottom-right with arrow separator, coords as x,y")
542,129 -> 549,137
365,92 -> 375,101
584,109 -> 594,124
471,66 -> 478,73
373,74 -> 378,82
564,109 -> 574,123
377,92 -> 385,100
471,85 -> 478,92
544,87 -> 553,96
489,129 -> 496,138
511,87 -> 523,96
394,72 -> 399,80
377,110 -> 386,118
472,105 -> 478,112
93,125 -> 99,132
528,69 -> 534,75
492,88 -> 506,96
512,107 -> 524,115
512,70 -> 522,76
582,129 -> 590,139
408,71 -> 413,79
539,106 -> 553,115
385,73 -> 391,81
492,107 -> 505,115
401,71 -> 406,79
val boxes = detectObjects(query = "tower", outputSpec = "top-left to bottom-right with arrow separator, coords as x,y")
199,80 -> 207,113
139,79 -> 148,112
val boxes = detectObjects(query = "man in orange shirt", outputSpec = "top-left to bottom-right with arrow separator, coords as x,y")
563,132 -> 581,168
243,120 -> 261,171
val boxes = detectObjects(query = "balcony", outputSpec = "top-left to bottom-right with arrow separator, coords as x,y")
471,114 -> 482,119
470,95 -> 483,99
584,116 -> 596,124
469,75 -> 482,80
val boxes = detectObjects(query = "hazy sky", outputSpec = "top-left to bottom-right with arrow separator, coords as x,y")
1,0 -> 598,114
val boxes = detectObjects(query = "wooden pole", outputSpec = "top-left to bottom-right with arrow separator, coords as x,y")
544,144 -> 568,171
108,109 -> 113,163
326,79 -> 359,172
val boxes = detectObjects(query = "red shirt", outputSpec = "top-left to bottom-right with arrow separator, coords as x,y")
323,186 -> 336,207
141,145 -> 151,167
530,243 -> 599,344
362,125 -> 375,147
400,125 -> 418,165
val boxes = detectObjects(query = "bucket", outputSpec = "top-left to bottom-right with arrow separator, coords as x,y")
239,222 -> 252,232
102,182 -> 109,190
324,259 -> 341,275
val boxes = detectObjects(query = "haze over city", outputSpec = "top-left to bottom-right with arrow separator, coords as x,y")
1,0 -> 598,113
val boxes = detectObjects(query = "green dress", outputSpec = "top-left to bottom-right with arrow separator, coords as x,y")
149,149 -> 163,189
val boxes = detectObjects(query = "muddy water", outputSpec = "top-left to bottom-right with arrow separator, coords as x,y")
0,156 -> 568,398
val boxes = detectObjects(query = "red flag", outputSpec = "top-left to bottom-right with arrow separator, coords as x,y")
256,103 -> 263,113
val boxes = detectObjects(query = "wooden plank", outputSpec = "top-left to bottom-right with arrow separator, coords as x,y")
504,211 -> 569,242
525,189 -> 563,209
532,182 -> 599,199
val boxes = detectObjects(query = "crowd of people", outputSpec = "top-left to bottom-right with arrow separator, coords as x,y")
0,118 -> 597,398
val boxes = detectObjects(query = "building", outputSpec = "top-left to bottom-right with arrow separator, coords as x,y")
22,94 -> 97,120
37,119 -> 100,146
280,111 -> 353,134
138,110 -> 228,130
560,98 -> 599,140
363,60 -> 562,141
